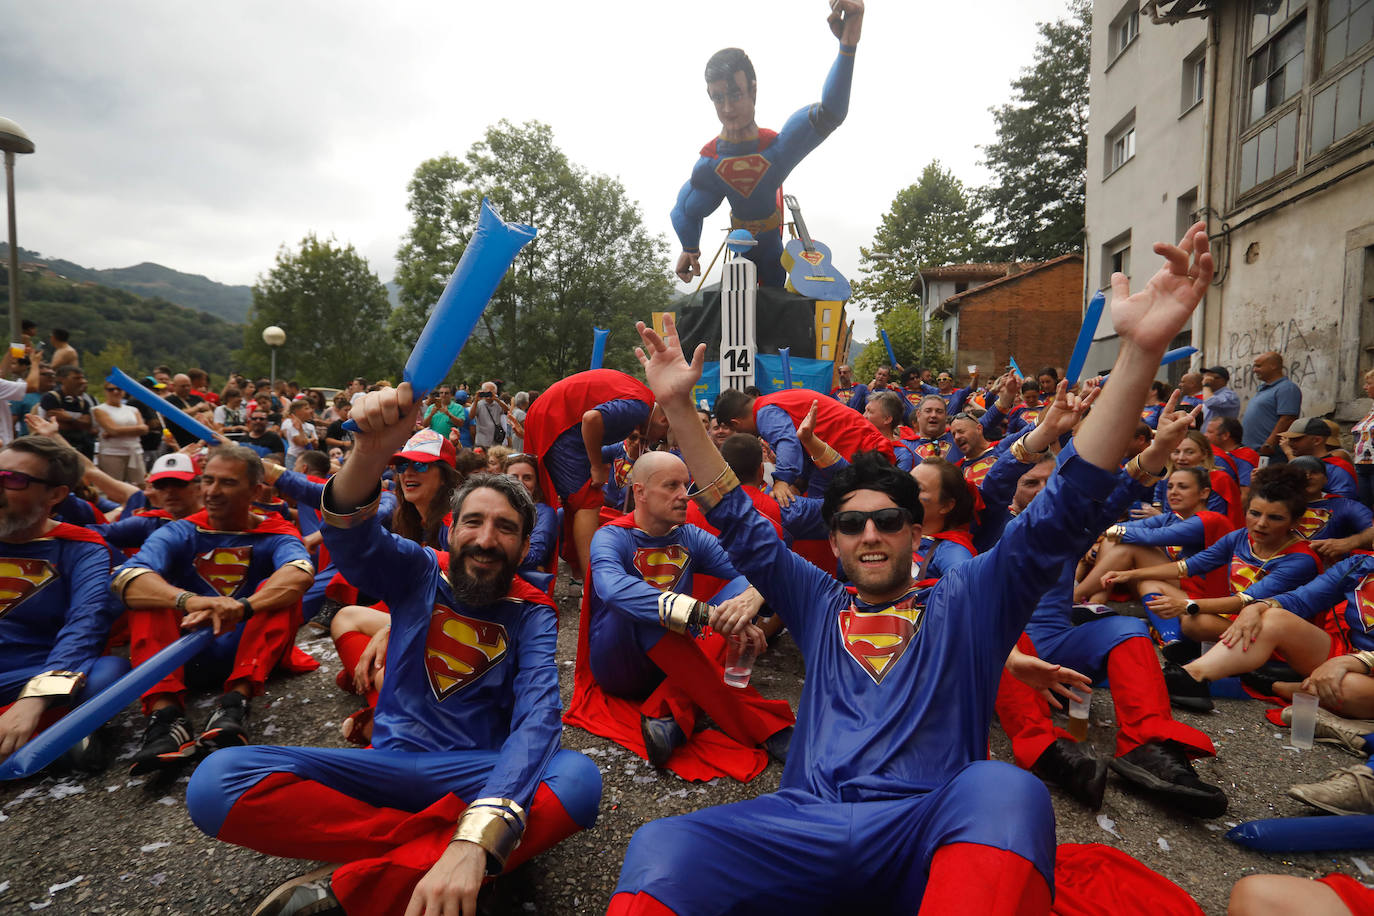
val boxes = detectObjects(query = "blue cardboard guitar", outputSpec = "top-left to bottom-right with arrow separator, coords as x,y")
781,194 -> 852,301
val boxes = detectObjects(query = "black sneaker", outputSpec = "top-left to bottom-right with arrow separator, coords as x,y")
58,726 -> 112,774
197,692 -> 251,751
1162,661 -> 1214,712
763,726 -> 793,765
1110,740 -> 1228,817
1071,604 -> 1117,626
130,707 -> 196,775
1240,670 -> 1284,701
251,865 -> 342,916
1031,737 -> 1108,810
1160,639 -> 1202,666
640,714 -> 686,768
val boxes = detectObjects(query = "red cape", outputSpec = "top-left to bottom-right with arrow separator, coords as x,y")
1323,453 -> 1357,479
755,389 -> 895,464
564,513 -> 793,782
47,522 -> 107,545
523,370 -> 653,509
684,486 -> 785,598
1229,446 -> 1260,469
1051,844 -> 1203,915
1208,469 -> 1245,528
699,128 -> 778,159
134,508 -> 178,521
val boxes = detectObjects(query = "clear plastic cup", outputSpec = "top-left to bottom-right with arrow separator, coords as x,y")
1290,691 -> 1318,749
1067,693 -> 1090,741
8,343 -> 24,360
723,634 -> 757,688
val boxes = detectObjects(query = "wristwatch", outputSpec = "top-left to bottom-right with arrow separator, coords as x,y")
1184,601 -> 1200,616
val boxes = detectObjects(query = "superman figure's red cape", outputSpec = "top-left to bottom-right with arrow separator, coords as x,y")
563,515 -> 793,782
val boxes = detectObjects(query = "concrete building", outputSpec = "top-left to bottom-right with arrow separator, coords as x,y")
1086,0 -> 1374,423
1083,0 -> 1209,380
907,263 -> 1031,367
932,254 -> 1085,378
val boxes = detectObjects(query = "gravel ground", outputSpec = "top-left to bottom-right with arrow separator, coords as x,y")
2,588 -> 1370,915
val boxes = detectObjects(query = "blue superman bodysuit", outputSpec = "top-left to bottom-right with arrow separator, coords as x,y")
671,43 -> 856,286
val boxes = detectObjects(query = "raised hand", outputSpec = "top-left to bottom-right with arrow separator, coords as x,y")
1110,223 -> 1213,354
827,0 -> 864,43
636,315 -> 707,407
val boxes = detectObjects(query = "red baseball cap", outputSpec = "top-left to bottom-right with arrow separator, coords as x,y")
148,452 -> 199,483
392,429 -> 457,468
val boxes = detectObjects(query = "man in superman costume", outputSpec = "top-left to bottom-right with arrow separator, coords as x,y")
0,435 -> 127,773
610,223 -> 1215,915
188,384 -> 599,916
712,386 -> 893,506
90,452 -> 203,552
988,396 -> 1226,816
523,369 -> 667,576
113,445 -> 318,775
567,449 -> 794,781
671,1 -> 863,287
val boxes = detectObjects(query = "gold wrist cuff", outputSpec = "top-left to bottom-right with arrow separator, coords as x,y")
1262,598 -> 1284,610
452,798 -> 526,873
1176,559 -> 1190,578
1010,437 -> 1050,464
689,466 -> 740,513
19,671 -> 85,701
658,591 -> 709,635
1352,650 -> 1374,673
814,445 -> 842,469
1236,591 -> 1254,605
112,566 -> 155,601
320,477 -> 381,529
1126,455 -> 1167,486
262,461 -> 285,485
1106,525 -> 1125,539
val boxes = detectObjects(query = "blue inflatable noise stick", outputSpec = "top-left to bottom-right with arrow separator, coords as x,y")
779,347 -> 794,389
1227,815 -> 1374,852
1160,345 -> 1198,366
344,199 -> 535,432
1065,290 -> 1104,387
108,367 -> 220,444
0,628 -> 215,780
880,329 -> 897,368
591,328 -> 609,370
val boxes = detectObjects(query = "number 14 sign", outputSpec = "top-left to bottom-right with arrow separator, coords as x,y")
720,253 -> 757,392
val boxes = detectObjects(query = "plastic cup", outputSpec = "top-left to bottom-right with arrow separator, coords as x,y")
1290,691 -> 1318,749
1067,693 -> 1090,741
8,343 -> 23,360
723,634 -> 757,688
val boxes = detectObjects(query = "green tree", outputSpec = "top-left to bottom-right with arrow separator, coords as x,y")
980,0 -> 1090,261
84,339 -> 139,392
853,308 -> 952,382
393,120 -> 672,388
854,161 -> 990,316
239,235 -> 397,386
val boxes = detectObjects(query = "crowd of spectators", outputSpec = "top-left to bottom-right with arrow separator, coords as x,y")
8,253 -> 1374,916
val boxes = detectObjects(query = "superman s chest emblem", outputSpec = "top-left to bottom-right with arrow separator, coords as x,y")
613,457 -> 634,488
1230,559 -> 1266,593
1294,507 -> 1332,540
633,545 -> 689,592
424,605 -> 509,701
837,601 -> 925,685
715,154 -> 771,197
194,546 -> 253,597
1353,573 -> 1374,632
0,558 -> 57,619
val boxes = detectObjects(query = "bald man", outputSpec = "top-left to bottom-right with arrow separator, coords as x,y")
578,450 -> 794,770
1243,351 -> 1302,457
164,374 -> 207,448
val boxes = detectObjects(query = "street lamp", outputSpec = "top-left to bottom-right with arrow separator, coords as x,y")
0,117 -> 35,348
262,325 -> 285,390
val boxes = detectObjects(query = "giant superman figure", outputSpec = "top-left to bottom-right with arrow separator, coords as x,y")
671,0 -> 863,288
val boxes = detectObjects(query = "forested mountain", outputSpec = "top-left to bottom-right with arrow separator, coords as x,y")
1,265 -> 241,379
0,244 -> 252,323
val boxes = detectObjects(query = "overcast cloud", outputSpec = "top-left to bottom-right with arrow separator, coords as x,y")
1,0 -> 1077,342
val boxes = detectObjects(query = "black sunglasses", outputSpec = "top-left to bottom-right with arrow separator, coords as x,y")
830,507 -> 911,536
0,469 -> 63,490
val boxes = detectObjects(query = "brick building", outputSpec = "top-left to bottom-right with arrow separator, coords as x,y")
931,254 -> 1085,377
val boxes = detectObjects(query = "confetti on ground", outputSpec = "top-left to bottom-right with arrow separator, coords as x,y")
1096,814 -> 1122,839
156,796 -> 177,806
0,880 -> 9,893
1354,857 -> 1372,877
140,842 -> 172,853
47,783 -> 85,800
48,877 -> 83,894
28,900 -> 50,910
1157,837 -> 1171,852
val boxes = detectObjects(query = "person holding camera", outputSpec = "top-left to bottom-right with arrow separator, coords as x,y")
472,381 -> 508,449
